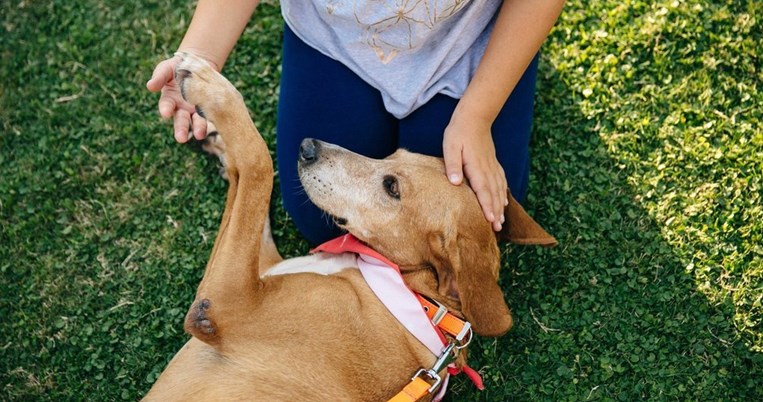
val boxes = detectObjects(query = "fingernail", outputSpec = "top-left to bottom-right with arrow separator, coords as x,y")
449,174 -> 460,184
500,214 -> 505,224
488,212 -> 495,221
504,198 -> 509,206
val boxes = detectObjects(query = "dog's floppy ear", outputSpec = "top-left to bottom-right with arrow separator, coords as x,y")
428,228 -> 512,337
498,191 -> 557,246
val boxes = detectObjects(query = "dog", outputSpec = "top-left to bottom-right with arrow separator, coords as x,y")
142,53 -> 556,401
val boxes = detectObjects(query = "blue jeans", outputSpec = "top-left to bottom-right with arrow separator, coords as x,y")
276,25 -> 539,245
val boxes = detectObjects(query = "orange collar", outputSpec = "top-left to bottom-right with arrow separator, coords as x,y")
416,295 -> 472,343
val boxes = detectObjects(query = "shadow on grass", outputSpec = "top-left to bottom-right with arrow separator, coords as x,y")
442,62 -> 762,401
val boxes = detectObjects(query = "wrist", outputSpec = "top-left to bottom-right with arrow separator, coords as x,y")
175,47 -> 223,72
450,100 -> 495,132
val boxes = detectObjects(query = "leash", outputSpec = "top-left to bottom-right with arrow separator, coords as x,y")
387,295 -> 475,402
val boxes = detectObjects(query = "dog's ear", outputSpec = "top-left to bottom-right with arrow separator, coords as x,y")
498,191 -> 557,246
428,228 -> 512,337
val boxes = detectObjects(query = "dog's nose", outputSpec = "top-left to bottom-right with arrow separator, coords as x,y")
299,138 -> 320,164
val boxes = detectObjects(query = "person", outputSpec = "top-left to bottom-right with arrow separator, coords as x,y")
147,0 -> 565,245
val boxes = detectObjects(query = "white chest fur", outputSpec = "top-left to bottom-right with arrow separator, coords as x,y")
262,252 -> 358,278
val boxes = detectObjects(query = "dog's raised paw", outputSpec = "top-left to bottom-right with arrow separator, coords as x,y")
174,52 -> 240,122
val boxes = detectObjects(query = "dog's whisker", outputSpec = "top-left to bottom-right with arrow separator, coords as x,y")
294,187 -> 307,197
298,197 -> 313,208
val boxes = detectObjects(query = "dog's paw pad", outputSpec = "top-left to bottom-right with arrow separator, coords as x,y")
201,130 -> 229,180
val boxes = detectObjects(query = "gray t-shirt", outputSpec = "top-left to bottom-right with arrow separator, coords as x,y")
281,0 -> 502,118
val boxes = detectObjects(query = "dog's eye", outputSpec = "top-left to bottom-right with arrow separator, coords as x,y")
383,175 -> 400,199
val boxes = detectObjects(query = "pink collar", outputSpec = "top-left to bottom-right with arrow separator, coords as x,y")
312,234 -> 484,396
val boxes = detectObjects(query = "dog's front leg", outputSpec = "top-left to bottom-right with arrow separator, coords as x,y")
175,53 -> 272,347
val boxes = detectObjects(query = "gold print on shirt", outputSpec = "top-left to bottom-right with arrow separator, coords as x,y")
325,0 -> 469,64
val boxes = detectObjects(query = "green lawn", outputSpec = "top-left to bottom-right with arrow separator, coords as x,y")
1,0 -> 760,400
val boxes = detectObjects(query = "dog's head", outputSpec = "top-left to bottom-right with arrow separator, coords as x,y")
298,139 -> 556,337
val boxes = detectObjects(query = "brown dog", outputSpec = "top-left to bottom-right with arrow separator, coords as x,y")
142,53 -> 556,401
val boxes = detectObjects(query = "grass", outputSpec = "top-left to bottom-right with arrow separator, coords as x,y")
1,0 -> 760,400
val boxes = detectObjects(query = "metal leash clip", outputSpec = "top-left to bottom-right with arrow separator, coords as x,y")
411,342 -> 459,393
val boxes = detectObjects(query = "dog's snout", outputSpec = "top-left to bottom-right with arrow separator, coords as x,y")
299,138 -> 320,164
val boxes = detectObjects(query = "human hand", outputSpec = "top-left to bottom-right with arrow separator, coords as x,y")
443,117 -> 508,232
146,54 -> 213,143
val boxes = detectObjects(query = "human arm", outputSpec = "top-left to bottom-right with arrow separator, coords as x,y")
146,0 -> 260,142
443,0 -> 565,231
